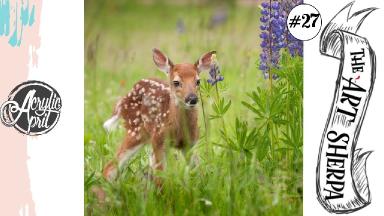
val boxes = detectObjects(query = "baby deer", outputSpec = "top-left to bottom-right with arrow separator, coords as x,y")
102,48 -> 216,184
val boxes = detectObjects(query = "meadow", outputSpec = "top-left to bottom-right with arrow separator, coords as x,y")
85,1 -> 303,215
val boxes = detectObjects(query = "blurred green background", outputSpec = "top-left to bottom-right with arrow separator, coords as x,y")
85,0 -> 302,215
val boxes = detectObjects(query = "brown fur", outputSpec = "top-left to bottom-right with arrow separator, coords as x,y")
103,49 -> 215,186
103,77 -> 199,181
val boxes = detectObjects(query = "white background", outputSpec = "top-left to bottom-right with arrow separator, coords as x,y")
304,0 -> 384,215
27,1 -> 84,215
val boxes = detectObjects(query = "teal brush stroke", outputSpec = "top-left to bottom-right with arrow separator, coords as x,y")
29,5 -> 35,26
21,1 -> 30,26
0,0 -> 36,47
8,1 -> 17,46
0,0 -> 10,36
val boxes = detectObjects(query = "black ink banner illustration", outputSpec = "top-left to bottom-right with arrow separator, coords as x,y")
316,2 -> 377,213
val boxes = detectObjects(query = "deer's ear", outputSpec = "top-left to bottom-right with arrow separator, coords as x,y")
195,51 -> 216,72
152,48 -> 174,74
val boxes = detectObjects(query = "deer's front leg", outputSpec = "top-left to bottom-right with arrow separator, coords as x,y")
150,132 -> 165,187
188,113 -> 200,167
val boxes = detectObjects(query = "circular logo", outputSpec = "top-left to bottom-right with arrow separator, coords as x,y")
0,80 -> 62,136
287,4 -> 322,41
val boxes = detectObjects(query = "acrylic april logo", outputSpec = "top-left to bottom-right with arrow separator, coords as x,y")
0,80 -> 62,136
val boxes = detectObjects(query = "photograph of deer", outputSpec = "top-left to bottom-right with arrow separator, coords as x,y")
85,0 -> 303,215
103,49 -> 216,185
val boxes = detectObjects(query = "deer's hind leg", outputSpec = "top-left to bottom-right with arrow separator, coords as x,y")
103,131 -> 147,181
145,132 -> 166,188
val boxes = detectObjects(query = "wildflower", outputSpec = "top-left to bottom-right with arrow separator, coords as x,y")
287,33 -> 303,57
199,198 -> 213,206
258,0 -> 303,80
281,0 -> 303,57
119,79 -> 126,87
207,54 -> 224,86
209,8 -> 228,29
176,18 -> 185,34
259,0 -> 285,79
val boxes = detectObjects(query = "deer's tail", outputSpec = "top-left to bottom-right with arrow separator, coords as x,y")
103,99 -> 123,133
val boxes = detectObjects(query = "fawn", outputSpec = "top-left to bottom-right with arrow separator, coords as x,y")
102,48 -> 216,183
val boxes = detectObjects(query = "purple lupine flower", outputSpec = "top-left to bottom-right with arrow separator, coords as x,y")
287,33 -> 303,57
259,0 -> 286,79
281,0 -> 303,57
261,2 -> 269,8
176,18 -> 185,34
271,1 -> 280,10
209,8 -> 228,29
207,55 -> 224,86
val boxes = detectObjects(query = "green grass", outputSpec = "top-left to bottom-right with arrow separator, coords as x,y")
85,2 -> 302,215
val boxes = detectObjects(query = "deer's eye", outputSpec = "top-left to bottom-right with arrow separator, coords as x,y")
173,80 -> 181,88
196,79 -> 201,86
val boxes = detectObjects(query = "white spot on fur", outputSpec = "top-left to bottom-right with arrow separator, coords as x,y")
142,115 -> 149,122
136,135 -> 141,141
150,107 -> 157,113
143,96 -> 151,106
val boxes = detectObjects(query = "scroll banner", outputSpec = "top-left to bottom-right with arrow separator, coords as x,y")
316,2 -> 377,213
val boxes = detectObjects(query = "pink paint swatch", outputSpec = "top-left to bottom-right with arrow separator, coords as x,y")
0,0 -> 42,215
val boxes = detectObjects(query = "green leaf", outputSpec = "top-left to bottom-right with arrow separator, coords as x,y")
256,140 -> 268,162
222,99 -> 231,114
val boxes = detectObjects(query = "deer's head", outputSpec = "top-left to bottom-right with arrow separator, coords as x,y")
152,48 -> 216,108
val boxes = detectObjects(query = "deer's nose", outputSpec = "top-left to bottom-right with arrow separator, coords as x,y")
185,94 -> 198,105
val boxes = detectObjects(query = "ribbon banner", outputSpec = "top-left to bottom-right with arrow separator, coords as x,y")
316,2 -> 377,213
